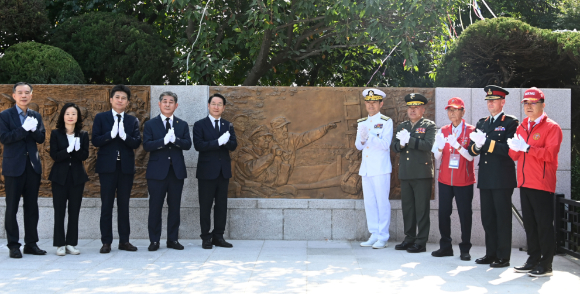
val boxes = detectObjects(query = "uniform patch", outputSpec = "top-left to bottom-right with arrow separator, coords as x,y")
416,128 -> 425,134
533,133 -> 541,140
494,126 -> 505,131
374,124 -> 383,129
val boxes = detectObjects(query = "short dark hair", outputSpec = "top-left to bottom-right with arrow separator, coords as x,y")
13,82 -> 33,93
159,91 -> 178,103
110,84 -> 131,100
56,102 -> 83,136
208,93 -> 226,105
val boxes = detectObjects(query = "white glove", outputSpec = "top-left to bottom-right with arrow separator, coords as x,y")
446,133 -> 460,149
31,117 -> 38,132
22,117 -> 36,131
434,132 -> 446,150
508,134 -> 529,152
67,140 -> 75,153
469,129 -> 486,148
169,128 -> 176,143
164,130 -> 172,145
74,137 -> 80,151
357,124 -> 369,141
218,131 -> 230,146
111,120 -> 119,138
118,120 -> 126,140
396,129 -> 411,146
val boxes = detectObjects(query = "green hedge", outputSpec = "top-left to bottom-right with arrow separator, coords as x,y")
0,42 -> 85,84
49,12 -> 173,85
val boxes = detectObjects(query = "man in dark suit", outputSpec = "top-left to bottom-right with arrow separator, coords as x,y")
92,84 -> 142,253
0,82 -> 46,258
468,85 -> 519,268
143,91 -> 192,251
193,93 -> 237,249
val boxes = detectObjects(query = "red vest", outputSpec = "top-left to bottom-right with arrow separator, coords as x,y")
438,121 -> 476,187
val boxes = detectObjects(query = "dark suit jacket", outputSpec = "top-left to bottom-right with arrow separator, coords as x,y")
91,111 -> 141,174
468,113 -> 519,189
193,116 -> 237,180
0,106 -> 45,176
143,115 -> 192,180
48,129 -> 90,186
391,117 -> 437,180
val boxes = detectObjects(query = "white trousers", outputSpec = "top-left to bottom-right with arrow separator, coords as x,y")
362,173 -> 391,242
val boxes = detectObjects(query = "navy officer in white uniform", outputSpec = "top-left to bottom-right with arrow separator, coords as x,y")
355,89 -> 393,249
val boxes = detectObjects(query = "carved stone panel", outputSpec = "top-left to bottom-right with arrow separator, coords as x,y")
211,86 -> 435,199
0,85 -> 150,198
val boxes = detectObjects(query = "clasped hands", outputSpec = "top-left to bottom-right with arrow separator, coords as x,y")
508,134 -> 529,152
67,137 -> 81,153
395,129 -> 411,147
164,128 -> 177,145
469,129 -> 486,148
22,116 -> 38,132
111,120 -> 127,140
218,131 -> 230,146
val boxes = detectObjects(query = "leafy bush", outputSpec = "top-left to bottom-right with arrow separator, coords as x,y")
0,42 -> 85,84
49,12 -> 174,85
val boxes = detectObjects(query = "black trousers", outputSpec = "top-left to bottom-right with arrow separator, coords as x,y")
147,166 -> 184,243
52,168 -> 85,247
99,161 -> 134,244
401,178 -> 432,246
198,172 -> 229,240
480,188 -> 514,259
4,158 -> 41,249
521,187 -> 555,268
438,182 -> 473,253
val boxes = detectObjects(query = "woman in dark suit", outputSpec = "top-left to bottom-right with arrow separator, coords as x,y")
49,103 -> 89,256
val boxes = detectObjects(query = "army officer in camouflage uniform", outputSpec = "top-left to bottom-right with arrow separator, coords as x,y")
391,93 -> 436,253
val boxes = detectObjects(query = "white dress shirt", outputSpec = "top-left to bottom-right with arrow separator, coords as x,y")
209,114 -> 221,131
161,114 -> 174,129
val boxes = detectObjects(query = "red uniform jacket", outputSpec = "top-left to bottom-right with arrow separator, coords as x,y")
509,113 -> 562,193
438,121 -> 476,187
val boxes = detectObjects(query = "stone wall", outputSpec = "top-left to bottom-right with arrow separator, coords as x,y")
0,86 -> 572,247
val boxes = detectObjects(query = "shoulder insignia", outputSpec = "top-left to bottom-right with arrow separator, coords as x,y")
380,115 -> 391,121
357,117 -> 368,123
504,114 -> 518,120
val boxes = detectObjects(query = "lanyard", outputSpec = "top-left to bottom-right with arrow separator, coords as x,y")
449,120 -> 467,155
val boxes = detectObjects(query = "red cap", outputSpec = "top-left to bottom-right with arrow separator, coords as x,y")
445,97 -> 465,110
522,87 -> 545,102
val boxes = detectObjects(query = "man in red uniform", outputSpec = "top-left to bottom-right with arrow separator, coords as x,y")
431,97 -> 476,261
508,87 -> 563,277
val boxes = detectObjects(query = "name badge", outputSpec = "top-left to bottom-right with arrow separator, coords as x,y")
449,154 -> 460,169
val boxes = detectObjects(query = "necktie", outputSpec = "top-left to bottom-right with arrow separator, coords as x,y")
21,112 -> 27,125
165,117 -> 171,133
117,114 -> 122,133
214,120 -> 219,135
490,117 -> 494,125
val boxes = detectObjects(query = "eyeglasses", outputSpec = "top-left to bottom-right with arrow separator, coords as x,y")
210,103 -> 224,107
523,102 -> 539,106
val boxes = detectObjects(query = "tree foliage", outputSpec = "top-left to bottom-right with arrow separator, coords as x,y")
48,12 -> 175,85
0,0 -> 50,53
0,41 -> 85,84
166,0 -> 457,86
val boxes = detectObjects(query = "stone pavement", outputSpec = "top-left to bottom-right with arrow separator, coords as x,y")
0,239 -> 579,294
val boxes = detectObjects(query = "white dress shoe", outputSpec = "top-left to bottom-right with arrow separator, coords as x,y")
372,240 -> 388,249
56,246 -> 66,256
66,245 -> 80,255
360,238 -> 379,247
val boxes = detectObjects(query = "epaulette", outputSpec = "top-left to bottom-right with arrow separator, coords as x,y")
357,117 -> 368,123
504,114 -> 518,121
380,115 -> 391,121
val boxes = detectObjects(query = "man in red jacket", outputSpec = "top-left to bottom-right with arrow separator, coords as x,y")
431,97 -> 476,261
508,87 -> 563,277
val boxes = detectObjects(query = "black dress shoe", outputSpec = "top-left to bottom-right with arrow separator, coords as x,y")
475,255 -> 497,264
167,240 -> 184,250
395,241 -> 413,250
118,242 -> 138,251
460,252 -> 471,261
23,244 -> 47,255
431,248 -> 453,257
490,258 -> 510,268
528,265 -> 553,277
202,239 -> 213,249
212,238 -> 233,248
148,242 -> 159,251
9,248 -> 22,258
514,262 -> 538,273
100,244 -> 111,254
406,243 -> 426,253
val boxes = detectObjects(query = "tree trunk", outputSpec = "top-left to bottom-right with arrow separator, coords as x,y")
243,29 -> 274,86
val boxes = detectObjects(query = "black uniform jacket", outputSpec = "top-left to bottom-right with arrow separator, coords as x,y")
49,129 -> 90,186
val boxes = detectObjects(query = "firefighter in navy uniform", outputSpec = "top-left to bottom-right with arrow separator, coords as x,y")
468,85 -> 518,268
